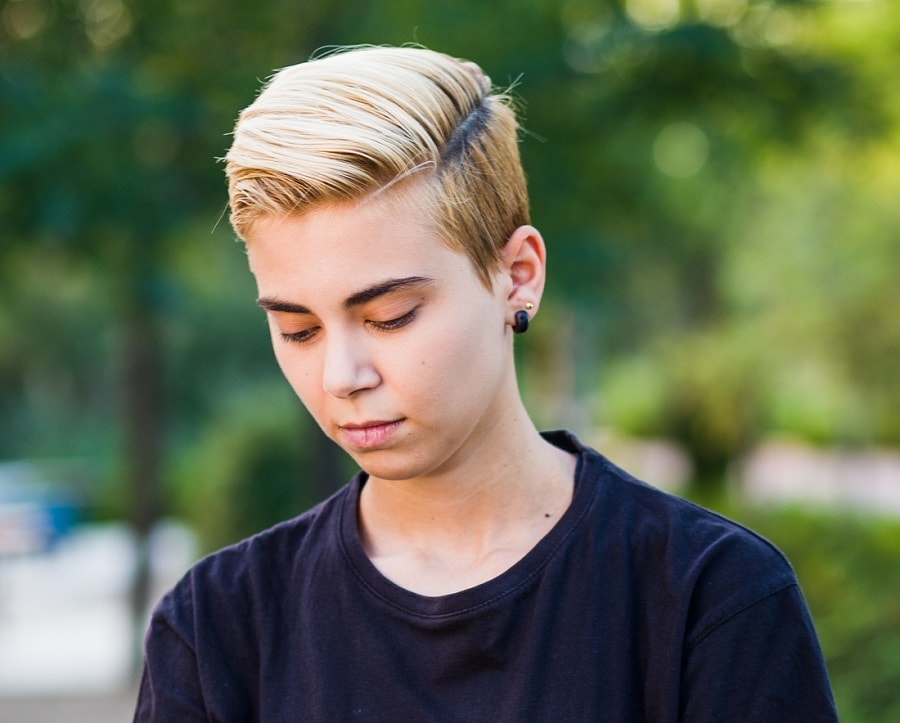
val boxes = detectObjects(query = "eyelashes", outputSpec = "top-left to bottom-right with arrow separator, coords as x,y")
280,328 -> 318,344
279,308 -> 419,345
369,308 -> 418,332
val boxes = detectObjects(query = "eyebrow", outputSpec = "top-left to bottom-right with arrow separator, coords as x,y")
256,276 -> 434,314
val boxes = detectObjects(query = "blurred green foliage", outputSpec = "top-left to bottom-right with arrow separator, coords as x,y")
1,0 -> 899,715
173,381 -> 313,551
3,0 -> 898,497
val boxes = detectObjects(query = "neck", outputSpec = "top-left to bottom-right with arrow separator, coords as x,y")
357,408 -> 576,595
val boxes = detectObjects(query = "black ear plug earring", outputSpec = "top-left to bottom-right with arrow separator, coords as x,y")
512,310 -> 529,334
512,302 -> 534,334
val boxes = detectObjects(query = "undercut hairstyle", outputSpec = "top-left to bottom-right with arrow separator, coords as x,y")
225,45 -> 530,288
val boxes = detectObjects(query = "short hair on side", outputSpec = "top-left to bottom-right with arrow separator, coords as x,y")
225,45 -> 530,288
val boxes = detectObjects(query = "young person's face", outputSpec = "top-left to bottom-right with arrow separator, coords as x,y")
246,188 -> 521,483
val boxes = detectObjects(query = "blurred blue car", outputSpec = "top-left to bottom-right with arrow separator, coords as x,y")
0,462 -> 80,555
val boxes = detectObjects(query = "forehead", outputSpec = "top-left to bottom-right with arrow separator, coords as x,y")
245,190 -> 478,304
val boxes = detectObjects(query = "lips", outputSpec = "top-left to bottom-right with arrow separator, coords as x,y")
338,419 -> 404,449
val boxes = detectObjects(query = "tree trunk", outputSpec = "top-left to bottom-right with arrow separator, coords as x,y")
121,302 -> 165,677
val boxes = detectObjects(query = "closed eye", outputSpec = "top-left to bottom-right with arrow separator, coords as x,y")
369,308 -> 418,332
280,327 -> 319,344
277,308 -> 418,344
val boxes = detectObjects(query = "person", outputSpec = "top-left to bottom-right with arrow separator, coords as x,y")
134,45 -> 838,721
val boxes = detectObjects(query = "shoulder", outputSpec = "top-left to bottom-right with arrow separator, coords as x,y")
137,480 -> 360,719
556,431 -> 799,637
152,480 -> 354,633
555,430 -> 790,564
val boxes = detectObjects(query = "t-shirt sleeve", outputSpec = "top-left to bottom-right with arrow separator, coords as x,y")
133,593 -> 208,722
680,583 -> 838,722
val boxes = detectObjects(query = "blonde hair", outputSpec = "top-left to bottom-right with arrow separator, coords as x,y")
225,46 -> 529,287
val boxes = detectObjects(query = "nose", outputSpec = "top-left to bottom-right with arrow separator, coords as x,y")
321,330 -> 380,398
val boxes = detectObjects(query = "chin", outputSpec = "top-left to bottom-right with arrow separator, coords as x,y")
348,448 -> 436,483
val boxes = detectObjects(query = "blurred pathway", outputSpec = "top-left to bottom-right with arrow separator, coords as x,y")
741,439 -> 900,514
0,521 -> 195,721
0,689 -> 138,723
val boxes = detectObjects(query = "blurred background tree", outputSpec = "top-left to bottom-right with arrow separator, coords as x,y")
2,0 -> 899,717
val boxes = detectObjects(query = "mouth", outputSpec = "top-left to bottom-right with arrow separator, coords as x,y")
337,419 -> 404,449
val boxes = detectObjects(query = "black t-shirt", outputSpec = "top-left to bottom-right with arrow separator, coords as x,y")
135,431 -> 838,721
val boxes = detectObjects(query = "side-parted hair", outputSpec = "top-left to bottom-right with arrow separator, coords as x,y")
225,45 -> 529,288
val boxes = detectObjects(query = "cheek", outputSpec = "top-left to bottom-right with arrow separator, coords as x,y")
267,319 -> 317,394
400,306 -> 506,393
272,343 -> 322,405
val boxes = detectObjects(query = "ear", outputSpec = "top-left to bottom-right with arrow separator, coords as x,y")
499,224 -> 547,319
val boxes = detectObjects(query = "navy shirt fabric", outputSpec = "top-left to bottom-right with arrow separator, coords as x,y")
135,431 -> 838,721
